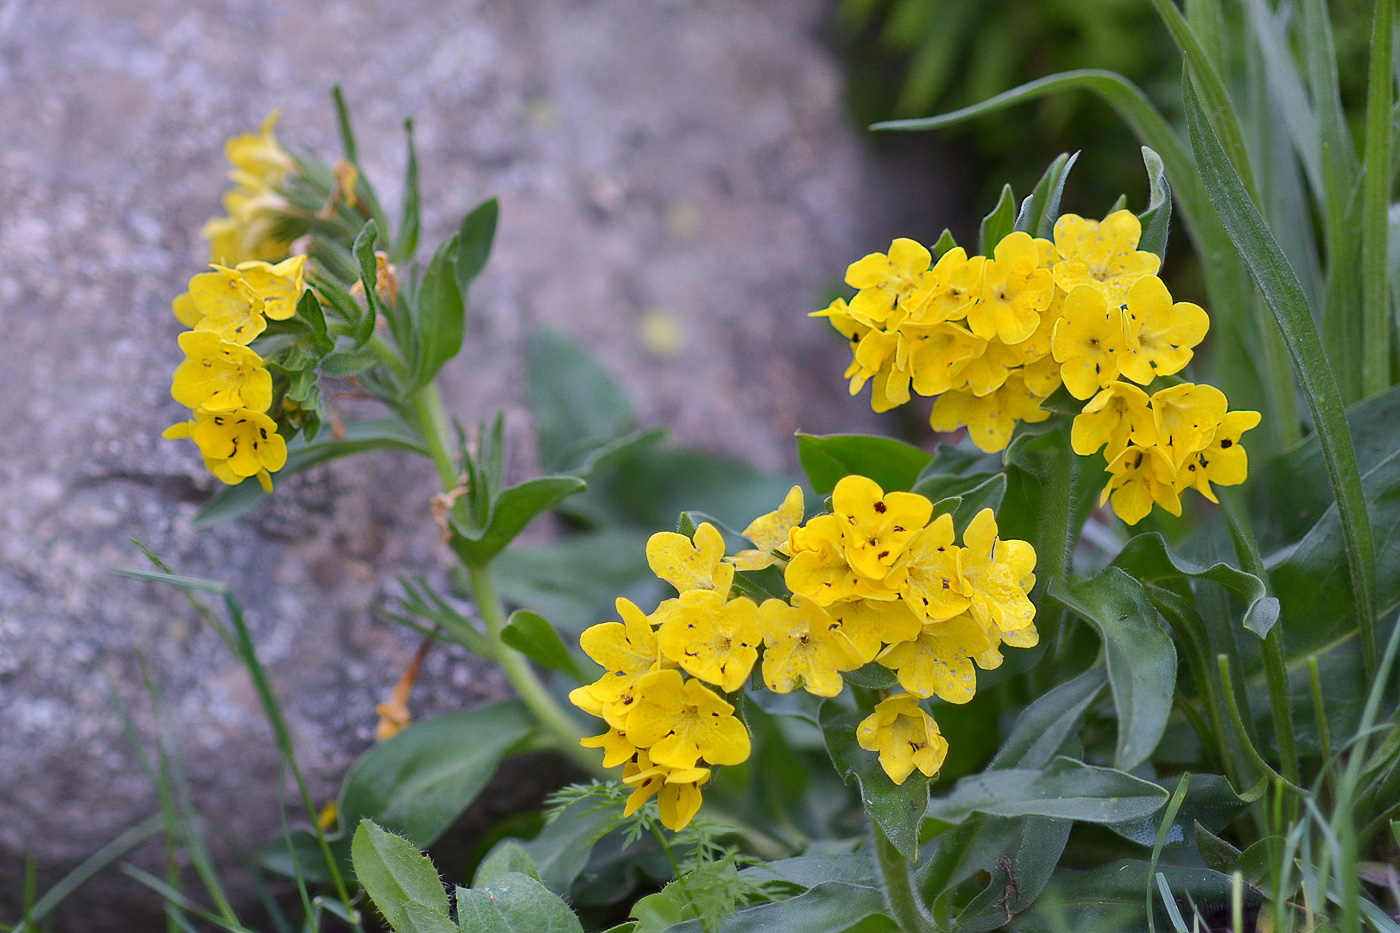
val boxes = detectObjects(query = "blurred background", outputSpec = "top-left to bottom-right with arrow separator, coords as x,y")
0,0 -> 1377,929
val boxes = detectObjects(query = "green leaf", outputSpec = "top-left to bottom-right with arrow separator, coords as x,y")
931,229 -> 958,258
350,820 -> 451,933
819,700 -> 930,860
500,610 -> 582,677
455,873 -> 584,933
1051,569 -> 1177,770
409,233 -> 465,390
395,119 -> 421,263
320,347 -> 382,376
295,289 -> 333,356
796,432 -> 932,495
456,198 -> 499,288
1361,0 -> 1394,395
1105,773 -> 1245,849
1186,76 -> 1380,676
911,472 -> 1006,536
192,419 -> 429,526
991,667 -> 1107,770
1110,532 -> 1278,638
1020,859 -> 1262,932
518,795 -> 625,895
352,219 -> 384,349
944,816 -> 1072,933
473,840 -> 542,887
332,85 -> 360,164
527,329 -> 636,474
670,883 -> 893,933
1136,146 -> 1173,260
926,757 -> 1167,824
978,184 -> 1016,256
742,853 -> 877,889
841,662 -> 900,690
339,702 -> 536,847
1014,151 -> 1079,240
450,475 -> 587,566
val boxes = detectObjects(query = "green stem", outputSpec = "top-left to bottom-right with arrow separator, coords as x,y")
469,562 -> 601,775
872,824 -> 937,933
406,372 -> 603,777
1361,0 -> 1394,396
1219,491 -> 1299,787
1216,655 -> 1305,796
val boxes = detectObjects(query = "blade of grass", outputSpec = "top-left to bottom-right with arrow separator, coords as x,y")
1362,0 -> 1395,395
1185,77 -> 1379,681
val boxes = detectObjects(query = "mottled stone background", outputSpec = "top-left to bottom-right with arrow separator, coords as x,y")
0,0 -> 954,928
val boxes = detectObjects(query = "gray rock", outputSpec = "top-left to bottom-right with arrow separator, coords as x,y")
0,0 -> 951,928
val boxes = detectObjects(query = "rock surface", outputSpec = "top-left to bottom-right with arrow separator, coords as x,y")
0,0 -> 951,928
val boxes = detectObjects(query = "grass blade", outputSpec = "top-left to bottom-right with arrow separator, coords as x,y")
1184,77 -> 1379,680
1362,0 -> 1395,395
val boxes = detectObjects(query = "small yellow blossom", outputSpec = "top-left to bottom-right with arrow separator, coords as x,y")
233,255 -> 306,321
1071,382 -> 1157,461
856,693 -> 949,785
224,110 -> 294,187
960,508 -> 1037,645
621,749 -> 710,831
569,597 -> 661,730
954,337 -> 1026,398
893,513 -> 970,622
1176,410 -> 1261,502
172,291 -> 202,328
171,331 -> 272,412
929,372 -> 1050,453
786,514 -> 899,605
964,232 -> 1054,344
825,598 -> 923,665
758,596 -> 863,697
831,474 -> 932,580
1101,444 -> 1182,525
877,614 -> 992,703
1052,284 -> 1130,400
906,323 -> 985,396
655,590 -> 761,692
624,669 -> 751,769
845,238 -> 935,327
580,727 -> 636,768
732,485 -> 804,570
189,265 -> 267,344
646,522 -> 734,596
1117,274 -> 1209,385
1051,210 -> 1162,307
1150,383 -> 1228,470
163,408 -> 288,492
202,184 -> 294,266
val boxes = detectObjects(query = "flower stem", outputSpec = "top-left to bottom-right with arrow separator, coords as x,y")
408,371 -> 604,777
872,823 -> 937,933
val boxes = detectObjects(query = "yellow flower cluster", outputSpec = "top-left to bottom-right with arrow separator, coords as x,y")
201,112 -> 297,266
570,477 -> 1038,826
819,210 -> 1258,523
162,257 -> 306,491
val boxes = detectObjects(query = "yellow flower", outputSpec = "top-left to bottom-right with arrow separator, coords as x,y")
171,331 -> 273,413
1101,444 -> 1182,525
163,408 -> 288,492
845,238 -> 935,327
965,232 -> 1054,344
921,251 -> 986,325
202,183 -> 294,266
233,255 -> 306,321
646,522 -> 734,596
188,265 -> 267,345
569,597 -> 661,730
1117,274 -> 1210,385
1150,383 -> 1228,470
831,474 -> 932,581
758,596 -> 863,696
825,597 -> 924,665
960,508 -> 1037,646
655,590 -> 761,692
928,371 -> 1050,453
906,323 -> 985,397
1052,284 -> 1130,399
732,485 -> 804,570
856,693 -> 949,785
1051,210 -> 1162,307
1071,382 -> 1157,461
224,110 -> 294,188
786,515 -> 898,605
581,727 -> 637,768
1176,410 -> 1261,502
621,749 -> 710,831
624,669 -> 751,769
954,337 -> 1029,398
1020,352 -> 1064,398
877,614 -> 992,703
893,513 -> 970,622
172,292 -> 202,328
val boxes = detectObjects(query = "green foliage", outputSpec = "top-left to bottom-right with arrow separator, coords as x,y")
796,432 -> 931,495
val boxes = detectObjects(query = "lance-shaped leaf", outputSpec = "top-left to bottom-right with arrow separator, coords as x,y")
1111,532 -> 1278,637
455,873 -> 585,933
819,700 -> 931,860
1051,569 -> 1176,770
796,432 -> 932,495
450,476 -> 587,567
351,820 -> 453,933
979,183 -> 1016,255
500,609 -> 583,678
1015,151 -> 1079,239
925,757 -> 1167,825
1136,146 -> 1173,260
409,233 -> 464,390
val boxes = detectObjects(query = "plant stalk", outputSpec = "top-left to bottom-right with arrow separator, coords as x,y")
872,823 -> 938,933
